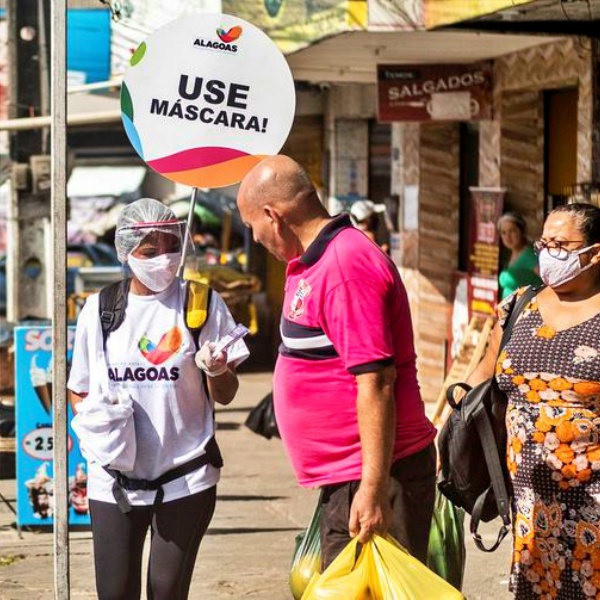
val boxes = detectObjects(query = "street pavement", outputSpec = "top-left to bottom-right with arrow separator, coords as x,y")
0,371 -> 512,599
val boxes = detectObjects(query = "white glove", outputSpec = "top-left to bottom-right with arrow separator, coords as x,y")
195,341 -> 228,377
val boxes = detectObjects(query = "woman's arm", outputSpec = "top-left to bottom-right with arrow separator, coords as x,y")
466,322 -> 503,388
69,391 -> 87,415
205,367 -> 239,405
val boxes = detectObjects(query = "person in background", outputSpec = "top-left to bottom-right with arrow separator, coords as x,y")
237,156 -> 436,570
468,203 -> 600,598
498,211 -> 542,299
350,199 -> 390,253
68,198 -> 248,600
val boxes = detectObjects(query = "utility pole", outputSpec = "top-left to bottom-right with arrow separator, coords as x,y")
51,1 -> 70,596
7,0 -> 52,322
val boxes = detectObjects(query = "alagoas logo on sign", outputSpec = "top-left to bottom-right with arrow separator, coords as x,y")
194,25 -> 243,53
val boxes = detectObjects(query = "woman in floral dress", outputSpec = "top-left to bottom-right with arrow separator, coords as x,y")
468,203 -> 600,598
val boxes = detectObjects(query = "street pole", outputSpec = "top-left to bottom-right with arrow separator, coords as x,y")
50,0 -> 69,598
6,0 -> 50,323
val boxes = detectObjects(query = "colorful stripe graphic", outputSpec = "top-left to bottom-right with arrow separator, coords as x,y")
138,327 -> 183,365
147,147 -> 265,188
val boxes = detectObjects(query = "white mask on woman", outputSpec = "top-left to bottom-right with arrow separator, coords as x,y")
127,252 -> 181,292
538,245 -> 595,288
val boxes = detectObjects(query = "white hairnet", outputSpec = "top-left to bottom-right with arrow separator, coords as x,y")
115,198 -> 182,263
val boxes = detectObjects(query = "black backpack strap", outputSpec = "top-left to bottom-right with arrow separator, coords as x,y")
467,285 -> 542,551
98,278 -> 131,350
471,408 -> 510,552
105,436 -> 223,513
499,285 -> 541,352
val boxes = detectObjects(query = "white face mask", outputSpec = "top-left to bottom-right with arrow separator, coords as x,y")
127,252 -> 181,292
538,245 -> 595,288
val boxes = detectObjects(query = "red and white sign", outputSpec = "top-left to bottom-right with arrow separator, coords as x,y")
377,62 -> 493,123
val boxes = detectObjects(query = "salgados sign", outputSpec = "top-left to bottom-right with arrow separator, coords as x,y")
121,14 -> 296,188
377,62 -> 493,123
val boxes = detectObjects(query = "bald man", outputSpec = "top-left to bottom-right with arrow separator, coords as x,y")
238,156 -> 436,569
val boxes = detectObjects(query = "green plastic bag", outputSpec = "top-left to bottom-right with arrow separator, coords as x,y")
290,500 -> 322,600
427,490 -> 466,591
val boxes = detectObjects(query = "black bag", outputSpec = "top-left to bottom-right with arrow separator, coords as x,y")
245,392 -> 280,439
437,285 -> 538,552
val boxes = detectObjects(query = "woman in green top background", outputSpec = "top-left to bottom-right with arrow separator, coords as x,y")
498,211 -> 542,298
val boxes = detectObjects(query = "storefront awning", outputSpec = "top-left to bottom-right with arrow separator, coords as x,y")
67,166 -> 146,198
286,29 -> 560,84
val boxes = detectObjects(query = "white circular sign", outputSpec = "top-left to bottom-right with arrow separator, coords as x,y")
121,13 -> 296,188
22,427 -> 72,460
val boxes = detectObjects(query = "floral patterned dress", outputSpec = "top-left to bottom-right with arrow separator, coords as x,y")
496,288 -> 600,599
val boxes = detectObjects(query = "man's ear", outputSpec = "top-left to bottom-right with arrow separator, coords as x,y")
264,205 -> 282,231
590,243 -> 600,265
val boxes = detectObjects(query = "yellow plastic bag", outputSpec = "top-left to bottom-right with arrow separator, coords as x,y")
301,537 -> 372,600
302,534 -> 464,600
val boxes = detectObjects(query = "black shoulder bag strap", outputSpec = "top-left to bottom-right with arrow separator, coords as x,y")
471,285 -> 541,552
98,278 -> 132,350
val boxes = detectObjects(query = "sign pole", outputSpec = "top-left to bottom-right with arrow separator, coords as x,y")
50,0 -> 70,597
178,187 -> 199,278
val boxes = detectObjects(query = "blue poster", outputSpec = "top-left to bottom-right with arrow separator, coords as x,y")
14,326 -> 90,526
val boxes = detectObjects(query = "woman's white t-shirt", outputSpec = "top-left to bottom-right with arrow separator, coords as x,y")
67,278 -> 249,505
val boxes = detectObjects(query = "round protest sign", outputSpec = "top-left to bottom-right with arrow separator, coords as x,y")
120,14 -> 296,188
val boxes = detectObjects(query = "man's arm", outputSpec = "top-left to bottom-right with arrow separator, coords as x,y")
349,364 -> 396,543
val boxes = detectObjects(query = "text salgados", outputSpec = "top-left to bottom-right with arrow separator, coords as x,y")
108,366 -> 180,382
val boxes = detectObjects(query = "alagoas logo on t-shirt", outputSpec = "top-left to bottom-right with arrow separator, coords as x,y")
107,326 -> 183,383
288,279 -> 311,320
138,326 -> 183,365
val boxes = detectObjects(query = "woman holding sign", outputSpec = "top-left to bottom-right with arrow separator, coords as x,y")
68,198 -> 249,600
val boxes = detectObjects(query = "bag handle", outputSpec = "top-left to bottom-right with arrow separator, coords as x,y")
446,382 -> 472,410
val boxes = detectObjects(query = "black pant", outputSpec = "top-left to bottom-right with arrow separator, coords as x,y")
89,486 -> 216,600
319,443 -> 436,569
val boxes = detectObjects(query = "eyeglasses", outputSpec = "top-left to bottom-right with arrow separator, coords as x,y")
533,239 -> 586,259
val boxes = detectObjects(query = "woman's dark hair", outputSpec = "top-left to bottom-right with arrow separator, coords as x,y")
550,203 -> 600,245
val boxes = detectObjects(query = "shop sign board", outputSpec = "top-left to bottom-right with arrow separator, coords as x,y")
14,326 -> 90,527
120,13 -> 296,189
377,62 -> 493,122
467,187 -> 505,317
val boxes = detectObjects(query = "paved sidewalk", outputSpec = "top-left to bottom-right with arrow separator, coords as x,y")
0,371 -> 511,599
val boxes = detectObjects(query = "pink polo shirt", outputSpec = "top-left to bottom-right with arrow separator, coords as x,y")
273,214 -> 436,487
